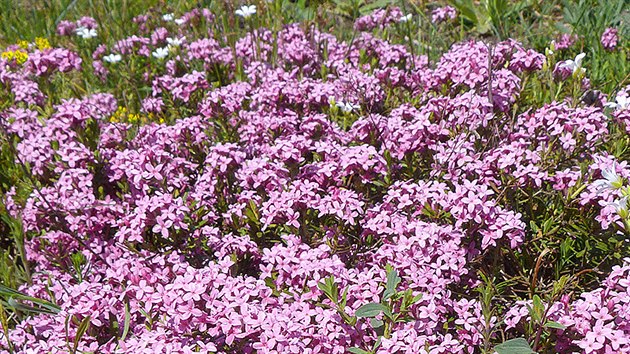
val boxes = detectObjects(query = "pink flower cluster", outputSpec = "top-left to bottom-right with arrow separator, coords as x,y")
1,5 -> 629,354
354,7 -> 404,31
431,6 -> 457,24
56,16 -> 99,36
505,258 -> 630,352
601,27 -> 619,51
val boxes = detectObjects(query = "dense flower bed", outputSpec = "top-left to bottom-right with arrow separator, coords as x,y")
0,5 -> 629,354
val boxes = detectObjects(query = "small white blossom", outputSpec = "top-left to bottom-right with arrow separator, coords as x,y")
604,93 -> 630,111
103,54 -> 122,63
235,5 -> 257,18
174,18 -> 186,26
166,37 -> 185,47
593,163 -> 623,192
152,47 -> 169,59
610,197 -> 629,219
559,52 -> 586,75
75,27 -> 97,39
398,14 -> 412,23
163,13 -> 174,21
335,101 -> 360,113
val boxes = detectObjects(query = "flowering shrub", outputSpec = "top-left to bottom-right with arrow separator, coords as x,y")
0,2 -> 629,354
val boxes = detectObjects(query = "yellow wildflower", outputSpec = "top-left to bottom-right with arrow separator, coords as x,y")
128,113 -> 140,124
110,107 -> 148,124
109,106 -> 127,123
35,37 -> 51,50
1,50 -> 29,65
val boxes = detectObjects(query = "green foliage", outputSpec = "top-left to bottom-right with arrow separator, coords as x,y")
352,266 -> 422,342
317,275 -> 356,325
329,0 -> 390,19
0,284 -> 60,316
318,267 -> 422,354
72,315 -> 91,354
494,338 -> 536,354
449,0 -> 532,38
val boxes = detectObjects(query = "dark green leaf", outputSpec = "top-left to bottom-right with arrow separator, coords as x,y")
385,269 -> 401,299
355,303 -> 388,318
370,318 -> 384,328
545,321 -> 567,330
73,315 -> 91,353
494,338 -> 536,354
120,302 -> 131,341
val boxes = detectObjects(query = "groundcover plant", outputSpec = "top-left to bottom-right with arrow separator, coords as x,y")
0,0 -> 629,353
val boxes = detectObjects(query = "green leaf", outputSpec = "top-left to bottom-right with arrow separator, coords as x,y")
494,338 -> 536,354
340,287 -> 349,308
451,0 -> 478,23
348,347 -> 370,354
120,302 -> 131,341
370,318 -> 384,328
318,276 -> 338,303
531,295 -> 544,322
529,221 -> 539,233
359,0 -> 391,14
372,337 -> 382,351
6,297 -> 55,315
73,315 -> 91,353
355,303 -> 388,318
384,268 -> 401,300
545,321 -> 567,330
0,285 -> 60,313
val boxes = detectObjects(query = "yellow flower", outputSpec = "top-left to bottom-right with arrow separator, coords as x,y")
35,37 -> 51,50
110,107 -> 148,124
128,114 -> 140,124
1,50 -> 28,65
110,106 -> 127,123
16,51 -> 28,64
17,40 -> 29,49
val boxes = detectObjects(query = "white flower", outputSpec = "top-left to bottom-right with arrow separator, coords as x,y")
152,47 -> 169,59
103,54 -> 122,63
166,37 -> 185,47
604,93 -> 630,111
162,13 -> 174,21
335,101 -> 360,113
174,18 -> 186,26
559,52 -> 586,75
593,163 -> 623,192
609,196 -> 629,219
398,14 -> 412,23
235,5 -> 257,18
75,27 -> 97,39
545,47 -> 554,56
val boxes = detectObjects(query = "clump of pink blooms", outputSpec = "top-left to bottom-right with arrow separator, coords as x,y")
1,5 -> 630,354
354,7 -> 404,31
431,6 -> 457,23
601,27 -> 619,51
553,33 -> 578,50
56,16 -> 99,36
